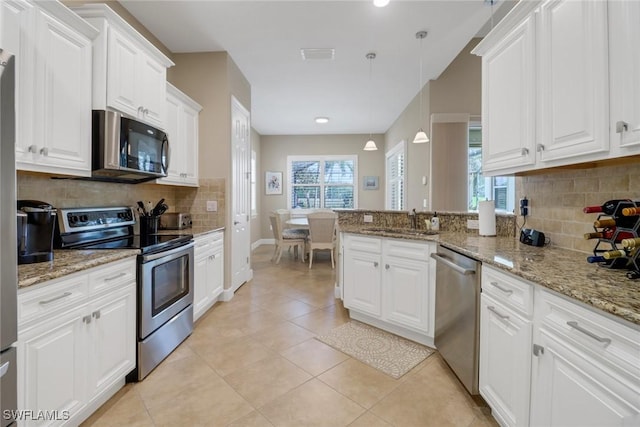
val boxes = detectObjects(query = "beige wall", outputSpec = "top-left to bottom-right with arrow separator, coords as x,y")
250,128 -> 262,245
516,162 -> 640,253
430,121 -> 469,211
259,134 -> 385,239
384,86 -> 431,212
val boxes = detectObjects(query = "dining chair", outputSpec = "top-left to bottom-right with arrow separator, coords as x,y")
269,213 -> 306,264
306,211 -> 338,269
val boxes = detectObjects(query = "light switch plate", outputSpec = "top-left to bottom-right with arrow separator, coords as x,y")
364,214 -> 373,223
206,200 -> 218,212
467,219 -> 479,229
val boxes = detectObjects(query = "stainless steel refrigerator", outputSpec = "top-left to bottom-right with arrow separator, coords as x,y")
0,48 -> 18,427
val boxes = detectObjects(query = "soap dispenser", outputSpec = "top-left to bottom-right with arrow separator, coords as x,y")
430,212 -> 440,231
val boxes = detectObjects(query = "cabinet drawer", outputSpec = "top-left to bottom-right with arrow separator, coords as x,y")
383,239 -> 432,261
345,234 -> 381,254
18,273 -> 89,327
89,258 -> 136,295
536,288 -> 640,380
482,266 -> 533,317
195,232 -> 222,250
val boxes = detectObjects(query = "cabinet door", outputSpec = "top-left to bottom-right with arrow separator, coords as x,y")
481,13 -> 536,175
181,102 -> 200,186
210,245 -> 224,300
87,287 -> 135,401
343,249 -> 382,317
106,28 -> 139,119
530,327 -> 640,427
32,9 -> 92,175
193,252 -> 211,322
160,90 -> 183,183
137,53 -> 166,128
383,256 -> 429,332
479,294 -> 532,427
537,0 -> 609,163
19,311 -> 87,425
609,0 -> 640,152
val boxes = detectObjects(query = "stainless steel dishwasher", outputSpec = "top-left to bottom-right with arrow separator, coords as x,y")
431,245 -> 481,395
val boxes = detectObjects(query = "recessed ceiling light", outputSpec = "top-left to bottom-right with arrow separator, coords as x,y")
315,117 -> 329,124
301,48 -> 335,60
374,0 -> 390,7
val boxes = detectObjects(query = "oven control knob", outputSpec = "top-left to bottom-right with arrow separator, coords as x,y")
80,215 -> 89,223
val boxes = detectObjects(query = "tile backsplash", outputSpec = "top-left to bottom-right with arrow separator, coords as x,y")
17,171 -> 225,230
516,161 -> 640,253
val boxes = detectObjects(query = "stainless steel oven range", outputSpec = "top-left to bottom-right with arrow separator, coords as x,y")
55,206 -> 194,381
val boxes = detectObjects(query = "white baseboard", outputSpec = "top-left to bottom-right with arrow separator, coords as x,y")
252,239 -> 275,250
334,282 -> 341,299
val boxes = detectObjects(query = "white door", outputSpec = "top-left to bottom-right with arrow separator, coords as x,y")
230,97 -> 251,290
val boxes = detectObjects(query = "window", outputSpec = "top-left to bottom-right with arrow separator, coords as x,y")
251,150 -> 257,217
468,125 -> 515,212
386,141 -> 406,210
287,155 -> 357,209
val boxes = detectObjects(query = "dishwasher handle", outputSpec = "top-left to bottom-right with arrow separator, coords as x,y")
430,252 -> 476,275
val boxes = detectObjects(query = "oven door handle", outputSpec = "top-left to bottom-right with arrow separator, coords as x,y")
141,241 -> 194,263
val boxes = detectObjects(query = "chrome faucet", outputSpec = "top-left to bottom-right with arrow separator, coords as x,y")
409,208 -> 417,230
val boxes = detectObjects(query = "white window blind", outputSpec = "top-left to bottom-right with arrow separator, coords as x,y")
386,141 -> 406,210
287,155 -> 358,209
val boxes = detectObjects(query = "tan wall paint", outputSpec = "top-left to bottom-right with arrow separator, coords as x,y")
259,134 -> 385,239
384,84 -> 431,212
250,128 -> 262,245
431,122 -> 469,211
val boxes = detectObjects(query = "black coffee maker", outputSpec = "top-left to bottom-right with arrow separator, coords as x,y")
17,200 -> 57,264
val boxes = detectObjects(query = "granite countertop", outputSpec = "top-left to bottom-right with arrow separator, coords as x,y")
340,225 -> 640,327
18,249 -> 140,289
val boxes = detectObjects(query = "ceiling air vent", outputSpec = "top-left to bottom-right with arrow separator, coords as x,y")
300,48 -> 335,60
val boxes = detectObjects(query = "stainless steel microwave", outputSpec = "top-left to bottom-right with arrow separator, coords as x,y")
91,110 -> 169,183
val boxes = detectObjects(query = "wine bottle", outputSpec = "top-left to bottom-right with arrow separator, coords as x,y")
586,255 -> 606,263
583,199 -> 632,214
584,229 -> 635,241
602,249 -> 627,260
593,217 -> 637,229
621,237 -> 640,249
621,207 -> 640,216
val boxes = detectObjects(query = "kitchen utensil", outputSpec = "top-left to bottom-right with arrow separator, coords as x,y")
154,203 -> 168,216
152,198 -> 165,214
145,201 -> 153,214
137,201 -> 147,216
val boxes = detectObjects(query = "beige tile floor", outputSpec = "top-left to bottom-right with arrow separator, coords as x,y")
82,245 -> 498,427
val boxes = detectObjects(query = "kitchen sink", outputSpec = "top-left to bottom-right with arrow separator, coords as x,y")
360,227 -> 439,236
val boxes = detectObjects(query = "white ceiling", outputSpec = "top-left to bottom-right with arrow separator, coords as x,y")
119,0 -> 512,136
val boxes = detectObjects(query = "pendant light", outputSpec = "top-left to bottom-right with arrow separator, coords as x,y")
413,30 -> 429,144
363,52 -> 378,151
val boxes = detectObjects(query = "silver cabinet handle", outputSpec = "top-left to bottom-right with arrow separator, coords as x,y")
490,281 -> 513,295
373,261 -> 379,267
39,147 -> 48,156
566,321 -> 611,345
521,147 -> 529,156
536,143 -> 545,152
385,264 -> 390,270
616,121 -> 629,133
104,272 -> 127,282
92,310 -> 101,319
143,108 -> 149,115
533,344 -> 544,357
488,306 -> 510,320
28,145 -> 37,153
82,315 -> 92,324
0,361 -> 10,378
138,106 -> 144,113
39,292 -> 72,305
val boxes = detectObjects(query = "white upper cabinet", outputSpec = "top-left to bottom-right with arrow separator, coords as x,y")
536,0 -> 609,164
158,83 -> 201,187
5,0 -> 98,177
480,12 -> 536,174
71,4 -> 174,129
474,0 -> 625,175
609,0 -> 640,154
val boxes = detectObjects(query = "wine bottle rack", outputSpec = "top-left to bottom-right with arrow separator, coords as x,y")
590,200 -> 640,271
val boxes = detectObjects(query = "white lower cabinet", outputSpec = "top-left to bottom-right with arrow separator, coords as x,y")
530,289 -> 640,427
479,265 -> 640,427
343,234 -> 435,345
17,258 -> 136,426
193,231 -> 224,321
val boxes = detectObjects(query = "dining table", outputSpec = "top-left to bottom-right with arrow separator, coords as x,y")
285,217 -> 309,229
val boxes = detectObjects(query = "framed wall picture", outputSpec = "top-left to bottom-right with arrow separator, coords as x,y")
265,171 -> 283,195
363,176 -> 379,190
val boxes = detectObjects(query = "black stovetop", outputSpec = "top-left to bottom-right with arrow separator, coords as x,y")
79,233 -> 193,254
